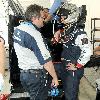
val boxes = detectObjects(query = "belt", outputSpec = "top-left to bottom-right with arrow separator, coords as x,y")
20,69 -> 43,74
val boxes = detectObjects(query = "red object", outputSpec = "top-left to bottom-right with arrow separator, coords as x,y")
0,94 -> 9,100
76,63 -> 83,68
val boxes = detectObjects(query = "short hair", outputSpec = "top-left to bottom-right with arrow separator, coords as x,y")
25,4 -> 43,21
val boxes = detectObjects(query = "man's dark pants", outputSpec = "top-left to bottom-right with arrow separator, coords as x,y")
62,67 -> 84,100
54,63 -> 84,100
20,69 -> 49,100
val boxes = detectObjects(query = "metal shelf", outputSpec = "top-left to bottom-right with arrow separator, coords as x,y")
94,38 -> 100,42
91,18 -> 100,20
91,18 -> 100,54
91,28 -> 100,32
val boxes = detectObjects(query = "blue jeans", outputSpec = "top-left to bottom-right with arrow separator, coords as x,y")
54,63 -> 84,100
62,67 -> 84,100
20,69 -> 49,100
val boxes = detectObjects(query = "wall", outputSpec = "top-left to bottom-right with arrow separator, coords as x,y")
16,0 -> 50,10
0,0 -> 9,46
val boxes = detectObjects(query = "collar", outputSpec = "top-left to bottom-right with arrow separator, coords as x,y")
21,21 -> 41,32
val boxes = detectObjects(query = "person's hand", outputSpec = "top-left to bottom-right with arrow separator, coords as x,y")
0,73 -> 4,92
51,78 -> 59,87
51,37 -> 58,44
54,30 -> 61,42
66,63 -> 77,71
51,30 -> 61,44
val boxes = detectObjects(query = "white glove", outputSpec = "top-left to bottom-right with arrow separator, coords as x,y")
0,73 -> 4,92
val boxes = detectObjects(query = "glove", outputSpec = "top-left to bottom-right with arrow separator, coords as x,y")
0,73 -> 4,92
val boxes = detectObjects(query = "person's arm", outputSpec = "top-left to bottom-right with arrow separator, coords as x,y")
36,32 -> 58,86
36,33 -> 59,86
75,32 -> 92,68
0,37 -> 5,75
66,32 -> 92,70
45,0 -> 61,22
49,0 -> 61,15
0,37 -> 5,91
44,60 -> 59,86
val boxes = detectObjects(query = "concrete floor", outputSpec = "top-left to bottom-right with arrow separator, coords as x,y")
79,76 -> 96,100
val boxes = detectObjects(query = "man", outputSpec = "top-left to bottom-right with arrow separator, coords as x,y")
60,8 -> 92,100
50,3 -> 92,100
42,1 -> 91,99
13,4 -> 58,100
61,27 -> 92,100
0,36 -> 5,92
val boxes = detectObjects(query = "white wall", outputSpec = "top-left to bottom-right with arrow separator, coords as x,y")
0,0 -> 9,46
17,0 -> 50,10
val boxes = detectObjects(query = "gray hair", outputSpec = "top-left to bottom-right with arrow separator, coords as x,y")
25,4 -> 43,21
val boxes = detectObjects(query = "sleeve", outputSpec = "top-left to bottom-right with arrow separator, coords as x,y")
49,0 -> 61,15
64,3 -> 79,23
34,32 -> 52,65
75,32 -> 92,67
24,30 -> 52,65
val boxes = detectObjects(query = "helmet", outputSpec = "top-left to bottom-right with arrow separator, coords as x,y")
58,3 -> 79,23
